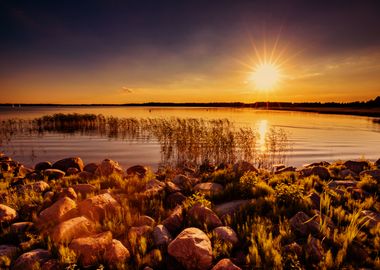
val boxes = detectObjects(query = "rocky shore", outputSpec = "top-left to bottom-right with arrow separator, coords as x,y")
0,153 -> 380,269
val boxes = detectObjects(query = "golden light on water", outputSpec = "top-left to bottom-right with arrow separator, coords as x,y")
257,119 -> 268,151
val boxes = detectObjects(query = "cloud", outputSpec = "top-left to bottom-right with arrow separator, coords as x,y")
121,86 -> 133,93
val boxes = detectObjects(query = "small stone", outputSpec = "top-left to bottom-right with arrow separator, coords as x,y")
0,204 -> 18,223
305,236 -> 324,262
127,165 -> 147,177
188,203 -> 222,229
194,182 -> 223,196
34,161 -> 52,171
66,167 -> 79,176
344,160 -> 369,174
153,224 -> 172,247
83,163 -> 99,174
135,215 -> 155,227
51,216 -> 96,244
10,222 -> 35,234
13,249 -> 51,270
211,258 -> 242,270
214,200 -> 251,217
233,161 -> 258,175
78,193 -> 120,223
212,226 -> 239,246
95,159 -> 124,177
289,211 -> 320,237
162,206 -> 184,233
166,192 -> 187,208
44,169 -> 65,179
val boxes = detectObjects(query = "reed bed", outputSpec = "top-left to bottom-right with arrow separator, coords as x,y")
0,113 -> 290,168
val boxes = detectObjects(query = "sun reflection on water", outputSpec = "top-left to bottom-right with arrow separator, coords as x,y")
257,119 -> 268,152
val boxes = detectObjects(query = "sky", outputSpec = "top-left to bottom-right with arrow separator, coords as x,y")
1,0 -> 380,104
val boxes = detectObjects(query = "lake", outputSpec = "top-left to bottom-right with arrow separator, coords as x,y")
1,106 -> 379,170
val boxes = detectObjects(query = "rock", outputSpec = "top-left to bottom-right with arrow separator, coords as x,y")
40,259 -> 60,270
44,169 -> 65,179
300,166 -> 330,180
194,182 -> 223,196
0,245 -> 18,267
172,174 -> 197,189
17,165 -> 34,178
78,193 -> 120,223
128,226 -> 153,246
20,181 -> 50,193
72,184 -> 97,197
376,158 -> 380,168
104,239 -> 131,268
162,206 -> 184,233
284,242 -> 303,257
344,160 -> 369,174
142,179 -> 166,198
10,222 -> 35,234
153,224 -> 172,247
214,200 -> 251,217
83,163 -> 99,174
38,197 -> 77,225
166,181 -> 182,193
13,249 -> 51,270
360,169 -> 380,181
273,164 -> 286,171
289,211 -> 320,237
95,159 -> 124,177
339,169 -> 359,179
360,210 -> 380,229
212,226 -> 239,246
0,204 -> 17,223
275,166 -> 296,174
52,157 -> 84,173
305,236 -> 324,262
233,161 -> 258,175
58,187 -> 77,200
69,231 -> 113,267
135,215 -> 155,227
211,258 -> 242,270
304,161 -> 330,168
78,171 -> 94,180
66,167 -> 79,176
328,180 -> 358,189
34,161 -> 52,171
51,216 -> 95,244
168,227 -> 212,270
307,192 -> 321,210
127,165 -> 147,177
188,203 -> 223,229
166,192 -> 187,208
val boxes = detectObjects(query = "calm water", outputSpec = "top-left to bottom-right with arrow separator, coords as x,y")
1,106 -> 380,169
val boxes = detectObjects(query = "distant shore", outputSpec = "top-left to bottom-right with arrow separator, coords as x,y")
1,102 -> 380,118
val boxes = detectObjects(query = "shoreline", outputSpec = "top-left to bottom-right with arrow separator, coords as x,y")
1,155 -> 380,269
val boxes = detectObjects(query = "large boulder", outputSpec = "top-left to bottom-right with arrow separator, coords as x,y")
188,203 -> 222,229
51,216 -> 95,244
69,231 -> 112,267
344,160 -> 369,174
0,204 -> 17,223
38,197 -> 76,225
328,180 -> 358,189
95,159 -> 124,177
13,249 -> 51,270
211,258 -> 242,270
52,157 -> 84,173
153,224 -> 172,247
0,245 -> 18,268
168,227 -> 212,270
78,193 -> 120,223
194,182 -> 223,196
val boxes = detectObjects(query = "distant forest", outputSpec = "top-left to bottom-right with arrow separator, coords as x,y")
1,96 -> 380,108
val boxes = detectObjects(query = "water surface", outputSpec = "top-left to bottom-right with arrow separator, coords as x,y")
1,106 -> 379,169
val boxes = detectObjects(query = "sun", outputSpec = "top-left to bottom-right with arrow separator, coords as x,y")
250,62 -> 281,90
